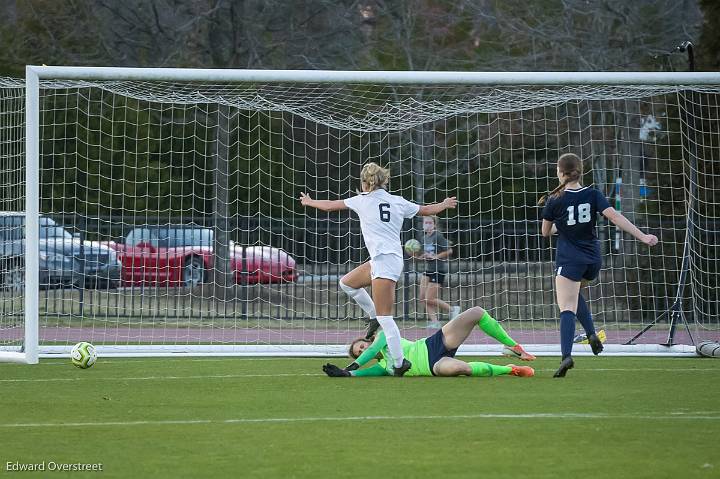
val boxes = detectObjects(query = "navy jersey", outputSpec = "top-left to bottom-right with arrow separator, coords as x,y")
542,186 -> 611,265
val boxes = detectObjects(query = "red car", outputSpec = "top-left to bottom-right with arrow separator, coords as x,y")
105,226 -> 297,287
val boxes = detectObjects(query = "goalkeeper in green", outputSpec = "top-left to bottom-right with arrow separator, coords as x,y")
323,306 -> 535,378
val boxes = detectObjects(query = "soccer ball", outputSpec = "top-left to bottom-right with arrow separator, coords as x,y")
696,340 -> 720,358
71,342 -> 97,369
404,239 -> 422,255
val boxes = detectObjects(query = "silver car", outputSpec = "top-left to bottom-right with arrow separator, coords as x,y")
0,213 -> 122,290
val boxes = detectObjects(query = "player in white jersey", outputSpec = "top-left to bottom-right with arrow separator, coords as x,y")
300,162 -> 456,376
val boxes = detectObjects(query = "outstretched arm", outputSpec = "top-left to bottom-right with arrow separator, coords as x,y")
432,248 -> 453,260
299,192 -> 348,212
417,197 -> 457,216
602,207 -> 658,246
351,364 -> 388,377
322,363 -> 388,377
347,332 -> 387,370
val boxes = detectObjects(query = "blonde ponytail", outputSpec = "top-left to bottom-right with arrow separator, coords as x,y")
360,162 -> 390,192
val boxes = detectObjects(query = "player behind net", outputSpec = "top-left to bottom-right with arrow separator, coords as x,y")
300,162 -> 456,376
539,153 -> 658,378
322,305 -> 535,378
409,215 -> 461,329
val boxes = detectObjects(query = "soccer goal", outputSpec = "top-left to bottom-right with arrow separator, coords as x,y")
2,67 -> 719,363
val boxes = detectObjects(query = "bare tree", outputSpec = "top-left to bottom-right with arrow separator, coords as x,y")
0,0 -> 703,73
0,0 -> 370,71
462,0 -> 702,71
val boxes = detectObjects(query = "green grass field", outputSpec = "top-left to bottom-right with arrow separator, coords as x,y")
1,356 -> 719,478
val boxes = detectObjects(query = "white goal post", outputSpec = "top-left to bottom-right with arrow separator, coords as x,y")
3,66 -> 720,362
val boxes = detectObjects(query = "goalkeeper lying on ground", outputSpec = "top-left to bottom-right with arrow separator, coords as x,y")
323,306 -> 536,378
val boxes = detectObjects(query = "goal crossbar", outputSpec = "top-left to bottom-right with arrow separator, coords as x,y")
27,65 -> 720,85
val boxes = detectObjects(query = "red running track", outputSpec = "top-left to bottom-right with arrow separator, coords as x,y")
1,326 -> 713,345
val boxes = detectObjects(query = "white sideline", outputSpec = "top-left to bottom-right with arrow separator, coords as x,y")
0,412 -> 718,429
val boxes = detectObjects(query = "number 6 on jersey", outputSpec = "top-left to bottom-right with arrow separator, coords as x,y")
379,203 -> 391,222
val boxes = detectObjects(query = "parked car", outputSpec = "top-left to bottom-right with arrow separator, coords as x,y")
0,213 -> 122,290
105,226 -> 297,287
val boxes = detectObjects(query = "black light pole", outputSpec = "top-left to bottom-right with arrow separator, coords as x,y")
677,41 -> 695,72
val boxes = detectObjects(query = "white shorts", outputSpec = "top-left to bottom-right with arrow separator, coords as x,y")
370,254 -> 404,282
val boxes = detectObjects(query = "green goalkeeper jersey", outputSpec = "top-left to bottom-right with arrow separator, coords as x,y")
353,331 -> 431,377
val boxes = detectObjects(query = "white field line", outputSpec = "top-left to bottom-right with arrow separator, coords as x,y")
0,412 -> 719,429
0,373 -> 318,383
38,357 -> 298,365
540,368 -> 720,372
1,368 -> 719,383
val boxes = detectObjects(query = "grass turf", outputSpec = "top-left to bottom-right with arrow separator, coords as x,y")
0,356 -> 718,478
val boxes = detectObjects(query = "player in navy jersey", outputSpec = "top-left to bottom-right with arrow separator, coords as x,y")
539,153 -> 658,377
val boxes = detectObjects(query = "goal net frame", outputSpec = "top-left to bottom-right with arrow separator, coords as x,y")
4,66 -> 720,363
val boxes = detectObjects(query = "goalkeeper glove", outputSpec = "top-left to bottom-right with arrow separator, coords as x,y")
344,362 -> 359,372
323,363 -> 351,377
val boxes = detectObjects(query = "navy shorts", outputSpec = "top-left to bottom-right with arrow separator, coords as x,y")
425,329 -> 458,376
424,272 -> 446,285
556,262 -> 602,282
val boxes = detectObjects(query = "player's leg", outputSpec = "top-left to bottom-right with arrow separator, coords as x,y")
339,262 -> 376,327
340,261 -> 372,288
418,273 -> 428,305
440,306 -> 533,359
432,357 -> 472,376
372,277 -> 408,373
433,273 -> 461,321
424,281 -> 442,328
432,357 -> 532,377
418,275 -> 436,324
577,266 -> 603,355
425,279 -> 451,312
576,289 -> 595,335
577,291 -> 603,355
441,306 -> 484,349
554,271 -> 582,377
371,277 -> 395,317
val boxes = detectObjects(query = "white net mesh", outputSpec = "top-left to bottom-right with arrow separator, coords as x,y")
2,75 -> 719,356
0,78 -> 25,349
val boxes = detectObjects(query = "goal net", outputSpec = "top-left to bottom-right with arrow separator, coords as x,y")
2,68 -> 719,361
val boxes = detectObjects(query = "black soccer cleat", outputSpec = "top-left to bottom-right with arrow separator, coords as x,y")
393,358 -> 412,377
553,356 -> 575,378
588,334 -> 604,355
364,318 -> 380,339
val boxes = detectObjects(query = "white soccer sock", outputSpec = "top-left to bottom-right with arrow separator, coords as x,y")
376,315 -> 405,368
339,281 -> 376,319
